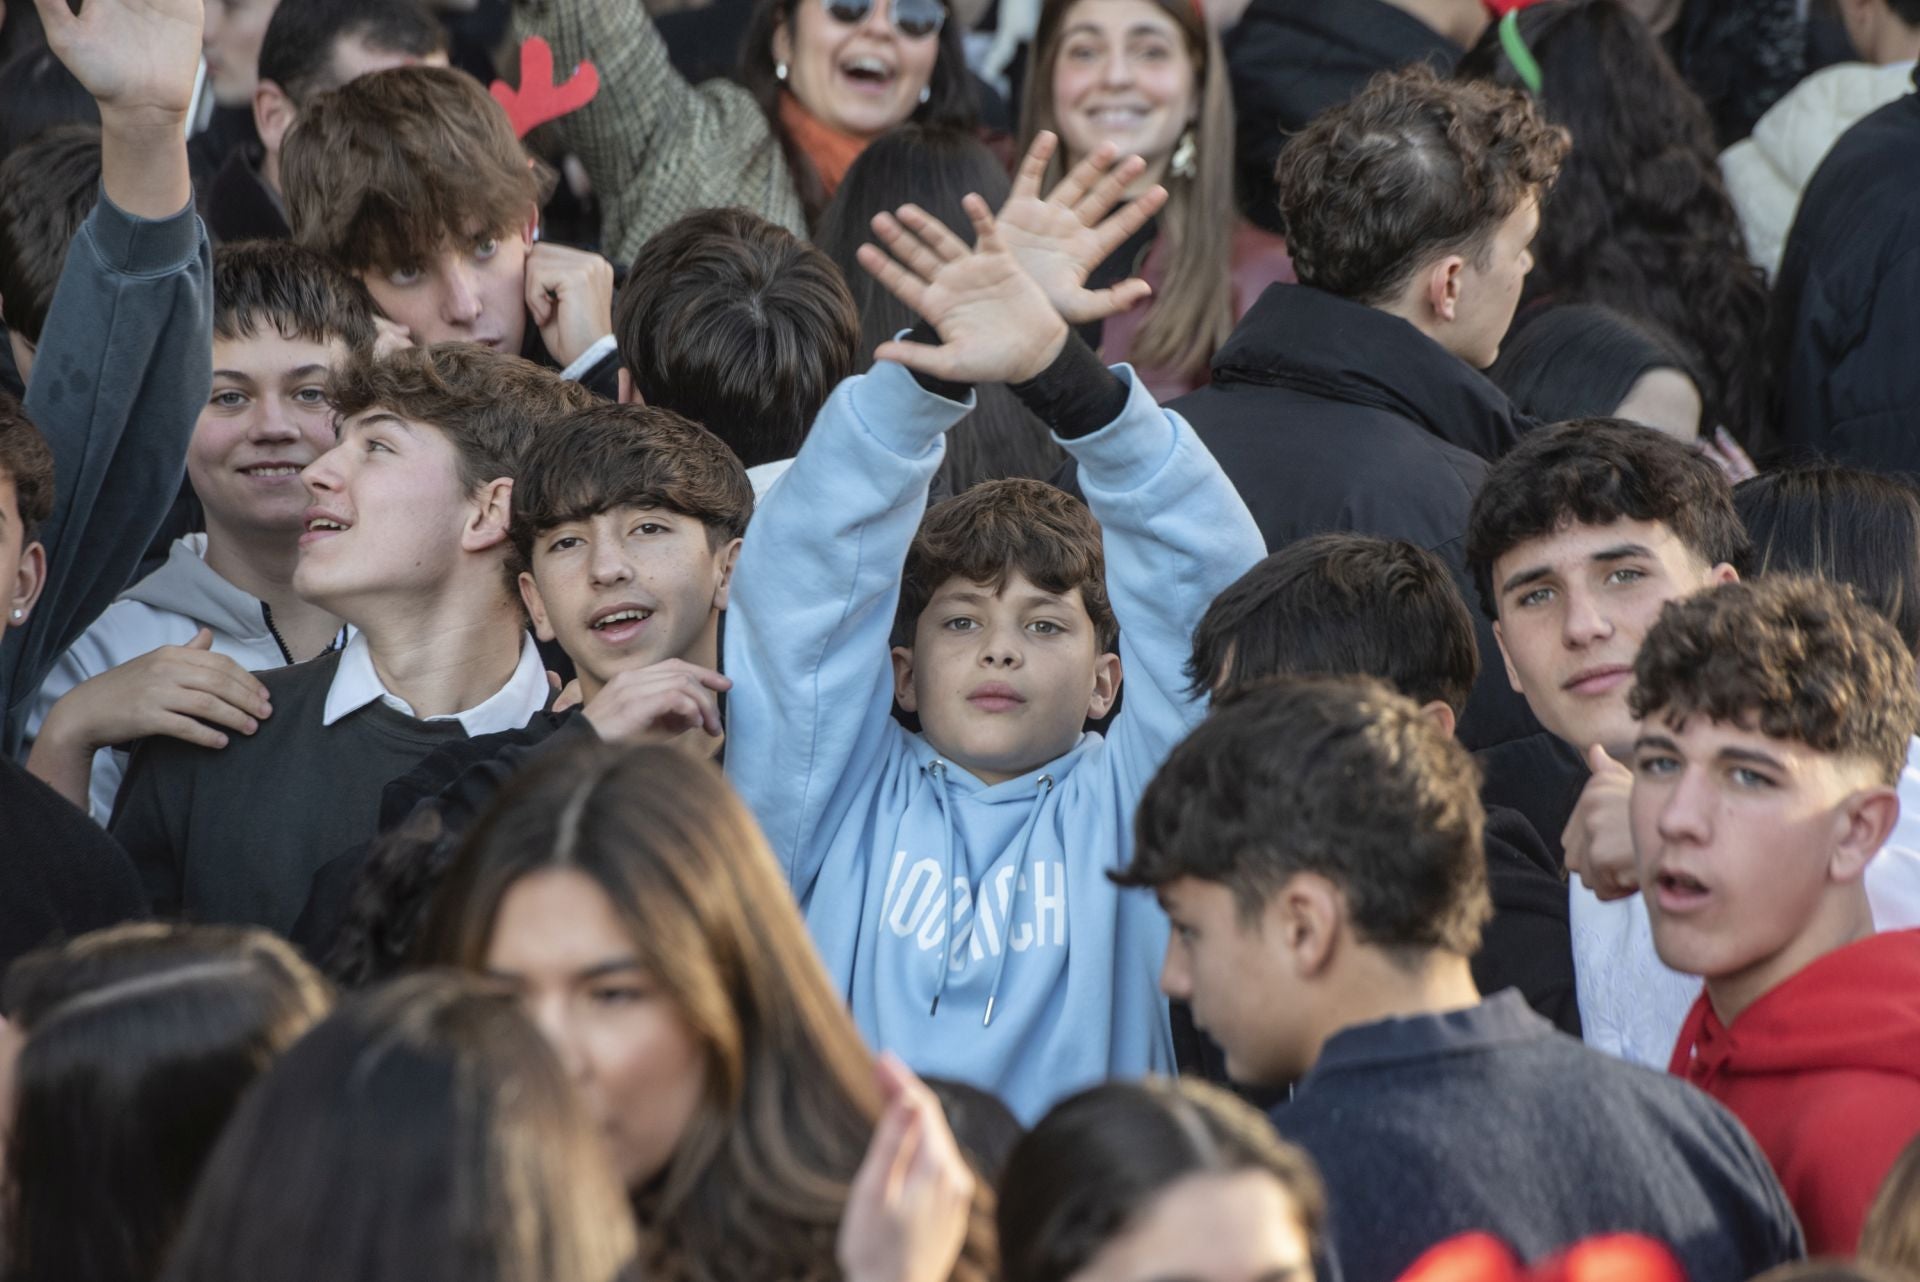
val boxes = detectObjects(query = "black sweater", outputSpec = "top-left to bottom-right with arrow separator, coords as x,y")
1,758 -> 148,981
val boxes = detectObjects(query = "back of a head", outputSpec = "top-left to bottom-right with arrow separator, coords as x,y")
0,124 -> 100,346
281,65 -> 542,278
1734,466 -> 1920,658
1123,675 -> 1492,957
258,0 -> 447,108
1631,575 -> 1920,787
1862,1131 -> 1920,1280
1487,304 -> 1699,426
1465,417 -> 1747,617
0,392 -> 53,540
1188,533 -> 1479,715
1276,64 -> 1566,306
159,971 -> 638,1282
615,207 -> 858,471
998,1077 -> 1325,1282
0,45 -> 96,162
214,239 -> 379,353
2,924 -> 331,1282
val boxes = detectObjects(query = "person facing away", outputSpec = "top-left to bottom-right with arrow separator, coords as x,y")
26,241 -> 369,824
1629,575 -> 1920,1254
1117,675 -> 1805,1282
108,345 -> 595,936
722,166 -> 1266,1121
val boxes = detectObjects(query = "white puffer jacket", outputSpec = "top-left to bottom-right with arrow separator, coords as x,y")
1721,60 -> 1917,278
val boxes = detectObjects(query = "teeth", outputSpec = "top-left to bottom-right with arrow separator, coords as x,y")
844,56 -> 890,76
308,518 -> 346,531
246,465 -> 302,476
593,609 -> 652,629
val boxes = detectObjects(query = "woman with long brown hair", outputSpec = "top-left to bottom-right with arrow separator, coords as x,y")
419,740 -> 993,1282
1018,0 -> 1293,398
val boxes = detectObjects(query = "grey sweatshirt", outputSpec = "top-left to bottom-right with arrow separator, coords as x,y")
0,191 -> 213,751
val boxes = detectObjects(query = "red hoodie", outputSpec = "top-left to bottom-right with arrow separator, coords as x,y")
1668,929 -> 1920,1253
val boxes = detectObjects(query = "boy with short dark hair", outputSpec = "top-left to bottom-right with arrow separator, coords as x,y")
279,65 -> 620,396
1464,417 -> 1746,1065
613,206 -> 859,491
1631,574 -> 1920,1252
110,344 -> 595,934
1187,533 -> 1576,1034
1120,675 -> 1803,1282
27,241 -> 371,821
0,125 -> 101,388
724,193 -> 1266,1121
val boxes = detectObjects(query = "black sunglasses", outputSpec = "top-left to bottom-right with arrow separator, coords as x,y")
821,0 -> 946,40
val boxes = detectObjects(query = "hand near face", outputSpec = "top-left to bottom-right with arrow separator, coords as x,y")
838,1053 -> 977,1282
523,241 -> 616,370
1563,743 -> 1640,901
857,194 -> 1069,386
579,659 -> 731,745
996,131 -> 1167,325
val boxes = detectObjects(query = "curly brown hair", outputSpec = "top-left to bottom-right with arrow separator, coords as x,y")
1630,576 -> 1920,784
1276,64 -> 1567,307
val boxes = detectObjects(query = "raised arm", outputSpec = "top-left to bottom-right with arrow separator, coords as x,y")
2,0 -> 211,743
511,0 -> 805,261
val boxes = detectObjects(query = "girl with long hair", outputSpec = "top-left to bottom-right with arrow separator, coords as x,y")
419,740 -> 996,1282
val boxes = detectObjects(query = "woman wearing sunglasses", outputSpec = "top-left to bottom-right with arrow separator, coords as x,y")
1019,0 -> 1293,398
511,0 -> 976,263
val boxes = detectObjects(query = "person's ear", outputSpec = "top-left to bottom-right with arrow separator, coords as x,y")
1418,699 -> 1458,740
1492,618 -> 1526,696
772,15 -> 795,70
1271,871 -> 1343,978
517,569 -> 558,642
890,645 -> 919,712
7,539 -> 46,629
1425,254 -> 1467,324
1710,561 -> 1739,586
520,200 -> 540,248
617,366 -> 645,406
1085,650 -> 1122,720
463,477 -> 514,553
712,536 -> 743,611
253,80 -> 298,157
1832,784 -> 1901,882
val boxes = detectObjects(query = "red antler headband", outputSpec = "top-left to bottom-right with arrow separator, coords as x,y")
490,36 -> 601,139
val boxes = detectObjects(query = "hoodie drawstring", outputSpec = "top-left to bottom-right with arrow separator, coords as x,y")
928,761 -> 958,1017
984,774 -> 1054,1027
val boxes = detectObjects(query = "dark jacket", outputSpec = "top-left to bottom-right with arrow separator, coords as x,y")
1770,77 -> 1920,475
1275,992 -> 1805,1282
1227,0 -> 1460,231
204,141 -> 290,244
1,758 -> 148,983
1479,804 -> 1577,1036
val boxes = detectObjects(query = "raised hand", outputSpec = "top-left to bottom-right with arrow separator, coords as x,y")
35,0 -> 204,123
837,1054 -> 977,1282
523,241 -> 616,370
997,131 -> 1168,325
857,195 -> 1069,386
1563,744 -> 1640,901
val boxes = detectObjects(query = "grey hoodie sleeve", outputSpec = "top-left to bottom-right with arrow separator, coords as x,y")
1,190 -> 212,745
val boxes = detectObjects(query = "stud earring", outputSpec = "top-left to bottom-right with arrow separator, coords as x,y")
8,608 -> 22,622
1170,129 -> 1197,180
919,84 -> 931,105
776,61 -> 789,81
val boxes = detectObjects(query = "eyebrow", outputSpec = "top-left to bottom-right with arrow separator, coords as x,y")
348,412 -> 419,436
486,958 -> 644,984
282,364 -> 331,381
1500,543 -> 1657,597
939,588 -> 1071,609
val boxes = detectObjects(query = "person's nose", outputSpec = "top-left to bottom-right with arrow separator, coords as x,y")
439,261 -> 485,326
247,394 -> 302,444
1561,584 -> 1614,649
301,442 -> 347,498
977,620 -> 1025,669
1159,936 -> 1191,1000
1655,765 -> 1714,848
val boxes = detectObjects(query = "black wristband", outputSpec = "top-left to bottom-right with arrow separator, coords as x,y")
1008,332 -> 1128,440
902,320 -> 973,402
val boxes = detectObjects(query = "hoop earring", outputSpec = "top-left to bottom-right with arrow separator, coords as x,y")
1170,129 -> 1197,180
776,62 -> 789,81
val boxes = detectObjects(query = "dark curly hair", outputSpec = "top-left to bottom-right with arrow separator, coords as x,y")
1458,0 -> 1771,448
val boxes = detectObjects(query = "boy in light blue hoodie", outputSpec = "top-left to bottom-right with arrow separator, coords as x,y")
723,178 -> 1267,1122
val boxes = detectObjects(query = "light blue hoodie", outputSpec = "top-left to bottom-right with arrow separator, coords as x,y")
725,358 -> 1265,1122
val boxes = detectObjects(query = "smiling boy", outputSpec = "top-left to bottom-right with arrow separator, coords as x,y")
109,344 -> 595,934
723,193 -> 1264,1121
1631,575 -> 1920,1253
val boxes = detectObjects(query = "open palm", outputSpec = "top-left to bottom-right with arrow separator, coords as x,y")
996,131 -> 1169,325
856,196 -> 1068,386
36,0 -> 204,119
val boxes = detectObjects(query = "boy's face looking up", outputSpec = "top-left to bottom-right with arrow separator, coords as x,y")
519,505 -> 740,700
364,223 -> 533,356
295,407 -> 501,617
191,330 -> 345,543
1492,517 -> 1736,756
1630,714 -> 1894,1018
892,571 -> 1120,785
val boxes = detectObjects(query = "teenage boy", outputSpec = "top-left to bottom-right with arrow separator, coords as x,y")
0,126 -> 100,389
207,0 -> 449,243
279,65 -> 622,398
0,404 -> 147,980
613,206 -> 860,495
1,0 -> 215,752
27,241 -> 371,821
109,344 -> 596,935
1187,533 -> 1577,1035
1119,676 -> 1803,1282
723,190 -> 1266,1122
1631,575 -> 1920,1252
1464,418 -> 1745,1066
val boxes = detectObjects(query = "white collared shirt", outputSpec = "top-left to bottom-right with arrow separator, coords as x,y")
321,630 -> 548,737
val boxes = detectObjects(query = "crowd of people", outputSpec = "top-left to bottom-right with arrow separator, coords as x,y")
3,0 -> 1920,1277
